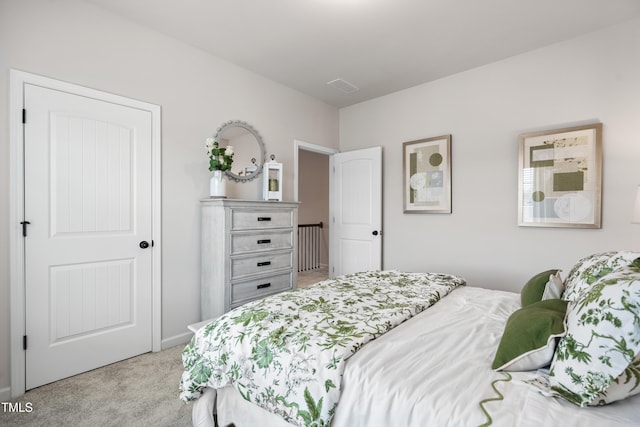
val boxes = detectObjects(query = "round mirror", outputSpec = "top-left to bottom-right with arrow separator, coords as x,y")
214,120 -> 265,182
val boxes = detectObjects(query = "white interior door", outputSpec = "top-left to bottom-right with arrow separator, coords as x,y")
330,147 -> 382,276
24,83 -> 153,389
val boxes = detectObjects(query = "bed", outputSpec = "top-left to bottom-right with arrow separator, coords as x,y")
180,252 -> 640,427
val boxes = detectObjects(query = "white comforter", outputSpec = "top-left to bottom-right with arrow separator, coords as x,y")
183,271 -> 465,426
196,286 -> 640,427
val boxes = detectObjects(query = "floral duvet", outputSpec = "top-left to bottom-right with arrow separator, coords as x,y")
179,270 -> 466,427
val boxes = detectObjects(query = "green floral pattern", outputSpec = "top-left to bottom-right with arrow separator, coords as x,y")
179,270 -> 465,426
562,251 -> 640,301
550,260 -> 640,406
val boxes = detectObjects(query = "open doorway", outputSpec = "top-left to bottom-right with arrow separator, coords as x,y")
294,141 -> 337,287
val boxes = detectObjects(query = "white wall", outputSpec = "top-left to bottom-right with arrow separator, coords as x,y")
0,0 -> 339,394
340,17 -> 640,292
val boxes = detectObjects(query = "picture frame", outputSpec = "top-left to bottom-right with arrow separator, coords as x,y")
518,123 -> 602,228
403,134 -> 452,214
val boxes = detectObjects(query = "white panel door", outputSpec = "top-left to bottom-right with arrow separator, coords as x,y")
330,147 -> 382,276
24,84 -> 153,389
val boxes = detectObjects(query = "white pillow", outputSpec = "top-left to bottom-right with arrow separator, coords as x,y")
542,271 -> 564,300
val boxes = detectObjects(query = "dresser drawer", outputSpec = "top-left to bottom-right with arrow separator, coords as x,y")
231,272 -> 293,306
231,230 -> 293,254
231,209 -> 293,230
231,251 -> 293,278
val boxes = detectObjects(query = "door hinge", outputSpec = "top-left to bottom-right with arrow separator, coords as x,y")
20,221 -> 31,237
22,108 -> 26,124
23,335 -> 27,350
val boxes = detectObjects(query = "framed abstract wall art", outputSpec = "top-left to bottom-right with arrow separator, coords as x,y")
518,123 -> 602,228
403,135 -> 452,214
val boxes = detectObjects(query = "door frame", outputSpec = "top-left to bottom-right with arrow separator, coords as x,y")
9,70 -> 162,398
293,140 -> 338,275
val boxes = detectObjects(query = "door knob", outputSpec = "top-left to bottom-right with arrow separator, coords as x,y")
139,241 -> 150,249
372,230 -> 379,236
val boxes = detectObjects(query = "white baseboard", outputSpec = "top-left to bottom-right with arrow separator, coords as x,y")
0,386 -> 11,401
161,331 -> 192,350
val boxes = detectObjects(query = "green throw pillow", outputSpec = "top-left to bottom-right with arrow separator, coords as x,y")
521,269 -> 560,307
492,299 -> 568,371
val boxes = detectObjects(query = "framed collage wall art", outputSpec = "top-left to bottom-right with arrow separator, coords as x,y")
403,135 -> 451,214
517,123 -> 602,228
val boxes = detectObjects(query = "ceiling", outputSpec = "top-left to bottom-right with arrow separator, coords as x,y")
84,0 -> 640,108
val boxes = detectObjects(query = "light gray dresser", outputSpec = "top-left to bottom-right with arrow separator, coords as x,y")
200,199 -> 299,320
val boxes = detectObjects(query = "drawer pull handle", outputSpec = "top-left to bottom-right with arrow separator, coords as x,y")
257,261 -> 271,267
257,239 -> 271,244
257,283 -> 271,290
257,217 -> 272,222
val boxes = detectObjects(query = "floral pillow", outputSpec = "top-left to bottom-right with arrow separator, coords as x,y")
549,260 -> 640,406
593,353 -> 640,405
562,251 -> 640,301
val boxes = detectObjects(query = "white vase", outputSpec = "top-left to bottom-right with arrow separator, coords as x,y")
209,170 -> 226,198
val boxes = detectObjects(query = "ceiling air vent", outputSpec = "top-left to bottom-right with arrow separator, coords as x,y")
327,78 -> 359,94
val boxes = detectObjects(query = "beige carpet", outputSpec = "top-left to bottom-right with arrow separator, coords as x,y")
1,345 -> 192,427
297,266 -> 329,288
